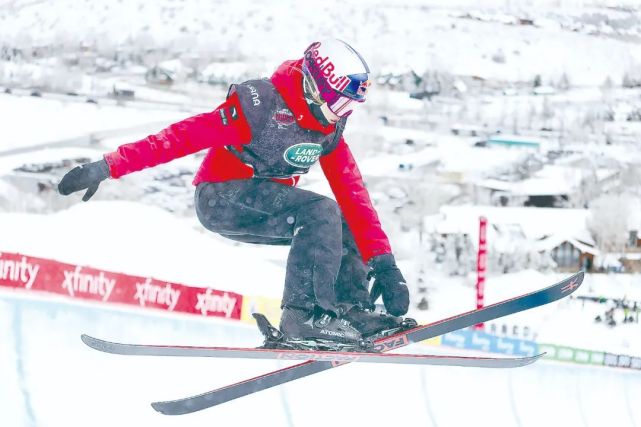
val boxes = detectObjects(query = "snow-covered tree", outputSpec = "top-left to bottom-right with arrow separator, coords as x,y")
622,71 -> 641,88
587,194 -> 638,252
557,73 -> 570,91
442,233 -> 475,276
620,165 -> 641,198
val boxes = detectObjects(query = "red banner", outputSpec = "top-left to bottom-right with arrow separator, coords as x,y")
0,251 -> 243,320
475,217 -> 487,330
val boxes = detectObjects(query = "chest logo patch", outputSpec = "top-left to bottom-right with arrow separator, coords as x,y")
273,108 -> 296,129
283,143 -> 323,168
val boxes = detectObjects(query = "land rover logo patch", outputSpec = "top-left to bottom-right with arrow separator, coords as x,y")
283,143 -> 323,168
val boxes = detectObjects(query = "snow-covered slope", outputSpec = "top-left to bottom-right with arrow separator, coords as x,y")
0,93 -> 187,154
2,290 -> 640,427
0,201 -> 288,297
1,0 -> 639,85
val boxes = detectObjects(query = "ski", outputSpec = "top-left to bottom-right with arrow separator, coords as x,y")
145,271 -> 583,415
81,334 -> 544,368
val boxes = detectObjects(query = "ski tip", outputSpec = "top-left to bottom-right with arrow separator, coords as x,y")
150,402 -> 169,415
516,352 -> 545,367
81,334 -> 104,350
576,270 -> 585,283
80,334 -> 118,354
151,401 -> 188,416
527,352 -> 546,365
80,334 -> 93,346
559,271 -> 585,296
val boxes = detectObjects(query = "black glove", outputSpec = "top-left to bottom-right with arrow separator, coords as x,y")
368,253 -> 410,316
58,159 -> 110,202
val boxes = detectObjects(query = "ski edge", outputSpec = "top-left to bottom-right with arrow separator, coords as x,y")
81,333 -> 544,366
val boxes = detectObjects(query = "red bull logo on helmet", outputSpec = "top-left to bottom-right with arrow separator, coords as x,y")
305,42 -> 352,93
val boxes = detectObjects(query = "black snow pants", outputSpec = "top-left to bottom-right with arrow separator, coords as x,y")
195,179 -> 371,314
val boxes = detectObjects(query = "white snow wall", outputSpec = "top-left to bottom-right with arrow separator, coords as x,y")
1,292 -> 640,427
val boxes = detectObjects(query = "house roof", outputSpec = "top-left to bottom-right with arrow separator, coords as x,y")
535,235 -> 600,255
424,205 -> 592,248
359,146 -> 440,178
475,165 -> 619,196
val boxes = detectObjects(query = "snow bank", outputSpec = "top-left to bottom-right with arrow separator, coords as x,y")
1,291 -> 640,427
0,201 -> 287,298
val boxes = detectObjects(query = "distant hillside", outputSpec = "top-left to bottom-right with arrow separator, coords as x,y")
0,0 -> 639,85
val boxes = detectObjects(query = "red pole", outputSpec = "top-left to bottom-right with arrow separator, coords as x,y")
475,216 -> 487,330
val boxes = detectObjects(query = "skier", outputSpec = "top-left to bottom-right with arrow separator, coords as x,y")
58,39 -> 410,346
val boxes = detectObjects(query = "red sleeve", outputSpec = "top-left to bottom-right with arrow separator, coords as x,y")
320,138 -> 391,262
104,92 -> 251,179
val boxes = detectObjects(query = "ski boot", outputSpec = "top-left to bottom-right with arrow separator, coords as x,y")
255,304 -> 417,352
271,306 -> 373,351
342,303 -> 418,342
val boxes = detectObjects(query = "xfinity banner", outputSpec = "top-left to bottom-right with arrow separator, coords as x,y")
0,251 -> 242,320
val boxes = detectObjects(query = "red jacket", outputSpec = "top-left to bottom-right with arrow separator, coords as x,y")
104,59 -> 391,262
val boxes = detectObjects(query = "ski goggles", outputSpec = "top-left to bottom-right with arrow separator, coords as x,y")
302,63 -> 370,118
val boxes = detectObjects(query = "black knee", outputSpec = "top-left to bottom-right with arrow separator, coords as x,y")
194,183 -> 226,232
299,198 -> 341,228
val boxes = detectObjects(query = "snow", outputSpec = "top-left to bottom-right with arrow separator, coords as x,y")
0,147 -> 102,176
437,140 -> 530,178
428,205 -> 592,242
2,287 -> 641,427
359,147 -> 440,178
476,164 -> 617,196
0,202 -> 287,298
0,93 -> 186,153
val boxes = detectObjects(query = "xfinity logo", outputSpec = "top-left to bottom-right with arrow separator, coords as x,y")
134,278 -> 181,311
443,332 -> 466,348
61,266 -> 115,302
0,253 -> 39,289
519,341 -> 537,357
471,333 -> 491,352
195,289 -> 237,318
496,338 -> 515,354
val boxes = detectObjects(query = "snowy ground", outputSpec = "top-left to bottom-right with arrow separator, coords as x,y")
1,290 -> 640,427
0,93 -> 192,155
